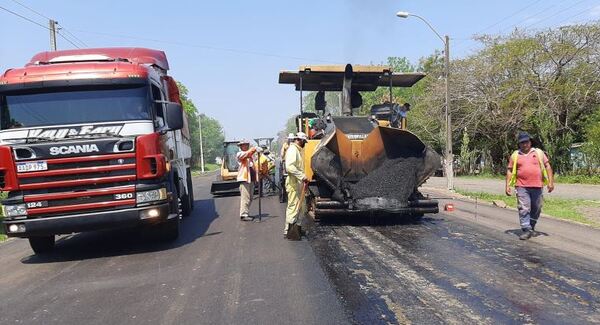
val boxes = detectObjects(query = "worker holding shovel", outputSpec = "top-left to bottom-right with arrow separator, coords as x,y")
284,132 -> 309,240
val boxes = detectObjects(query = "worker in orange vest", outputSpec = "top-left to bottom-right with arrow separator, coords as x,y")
237,139 -> 258,221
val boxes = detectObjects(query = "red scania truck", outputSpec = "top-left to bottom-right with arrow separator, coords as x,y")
0,48 -> 194,254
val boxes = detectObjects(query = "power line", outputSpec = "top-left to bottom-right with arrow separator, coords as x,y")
496,3 -> 558,35
9,0 -> 50,20
554,4 -> 600,26
56,30 -> 81,49
524,0 -> 590,29
1,4 -> 82,49
8,0 -> 88,48
453,0 -> 544,52
0,5 -> 49,30
476,0 -> 544,35
70,29 -> 341,63
57,23 -> 88,47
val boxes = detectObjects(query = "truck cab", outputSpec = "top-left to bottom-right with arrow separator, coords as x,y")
0,48 -> 194,253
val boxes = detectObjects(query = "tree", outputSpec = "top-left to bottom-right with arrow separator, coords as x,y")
582,107 -> 600,171
420,23 -> 600,173
177,82 -> 225,166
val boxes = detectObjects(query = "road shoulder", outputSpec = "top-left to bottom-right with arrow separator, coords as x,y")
422,187 -> 600,264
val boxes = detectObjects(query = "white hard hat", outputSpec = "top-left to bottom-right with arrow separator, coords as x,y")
295,132 -> 308,141
287,133 -> 295,140
238,139 -> 250,146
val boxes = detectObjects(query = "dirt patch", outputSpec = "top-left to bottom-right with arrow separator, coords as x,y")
577,205 -> 600,226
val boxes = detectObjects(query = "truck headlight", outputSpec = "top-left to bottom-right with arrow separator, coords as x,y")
136,188 -> 167,204
3,204 -> 28,217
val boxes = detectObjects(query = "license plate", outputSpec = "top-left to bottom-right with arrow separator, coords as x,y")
16,161 -> 48,173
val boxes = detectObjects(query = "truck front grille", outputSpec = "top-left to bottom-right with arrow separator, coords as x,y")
18,153 -> 137,216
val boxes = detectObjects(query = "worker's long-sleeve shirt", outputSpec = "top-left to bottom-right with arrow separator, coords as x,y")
285,143 -> 305,183
236,148 -> 256,183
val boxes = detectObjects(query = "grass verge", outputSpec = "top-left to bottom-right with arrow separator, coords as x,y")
455,189 -> 600,227
191,163 -> 220,176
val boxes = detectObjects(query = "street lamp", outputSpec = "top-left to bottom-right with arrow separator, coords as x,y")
396,11 -> 454,190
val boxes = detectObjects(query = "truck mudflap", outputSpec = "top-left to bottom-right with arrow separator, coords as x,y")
210,180 -> 241,196
3,203 -> 173,237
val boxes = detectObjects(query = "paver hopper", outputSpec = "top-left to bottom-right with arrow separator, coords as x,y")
279,64 -> 441,219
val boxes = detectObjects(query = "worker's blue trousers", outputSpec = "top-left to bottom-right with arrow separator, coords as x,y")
516,187 -> 543,231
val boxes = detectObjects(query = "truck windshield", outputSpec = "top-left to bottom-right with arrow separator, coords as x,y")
0,85 -> 151,130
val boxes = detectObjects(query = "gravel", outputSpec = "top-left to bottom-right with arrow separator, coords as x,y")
348,157 -> 425,206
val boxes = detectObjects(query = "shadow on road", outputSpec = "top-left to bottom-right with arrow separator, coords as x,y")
504,229 -> 550,238
20,198 -> 219,264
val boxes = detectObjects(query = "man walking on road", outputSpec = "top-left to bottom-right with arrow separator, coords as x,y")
237,139 -> 257,221
506,132 -> 555,240
284,132 -> 309,239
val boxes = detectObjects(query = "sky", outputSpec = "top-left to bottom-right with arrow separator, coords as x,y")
1,0 -> 599,141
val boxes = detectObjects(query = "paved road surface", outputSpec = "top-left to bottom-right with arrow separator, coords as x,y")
425,176 -> 600,200
1,176 -> 599,324
311,190 -> 600,324
0,175 -> 347,324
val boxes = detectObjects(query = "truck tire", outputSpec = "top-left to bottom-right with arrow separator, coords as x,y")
158,179 -> 180,241
187,168 -> 195,209
28,236 -> 55,254
181,169 -> 193,217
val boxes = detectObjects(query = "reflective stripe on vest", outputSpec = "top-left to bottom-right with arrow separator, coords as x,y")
509,148 -> 549,187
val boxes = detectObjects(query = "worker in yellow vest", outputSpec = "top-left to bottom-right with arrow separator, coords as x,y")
505,132 -> 554,240
284,132 -> 309,239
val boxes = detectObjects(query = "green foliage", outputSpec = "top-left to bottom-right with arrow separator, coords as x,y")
444,23 -> 600,173
177,82 -> 225,166
191,163 -> 220,175
582,108 -> 600,170
458,128 -> 477,174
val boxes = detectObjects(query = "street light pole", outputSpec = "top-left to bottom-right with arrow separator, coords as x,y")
396,11 -> 454,190
444,35 -> 454,190
198,114 -> 205,173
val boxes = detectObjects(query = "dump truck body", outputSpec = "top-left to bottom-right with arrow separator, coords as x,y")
0,48 -> 193,253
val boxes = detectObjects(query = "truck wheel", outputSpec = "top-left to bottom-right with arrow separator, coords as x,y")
187,168 -> 195,210
28,236 -> 55,254
181,168 -> 193,217
158,179 -> 181,241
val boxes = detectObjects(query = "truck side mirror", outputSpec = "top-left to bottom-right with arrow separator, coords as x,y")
164,102 -> 184,131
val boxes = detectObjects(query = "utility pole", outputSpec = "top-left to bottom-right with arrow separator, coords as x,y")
396,11 -> 454,190
445,35 -> 454,190
48,19 -> 57,51
198,114 -> 205,173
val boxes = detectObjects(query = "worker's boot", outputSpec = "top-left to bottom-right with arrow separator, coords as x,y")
298,225 -> 308,238
287,223 -> 301,241
519,229 -> 533,240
